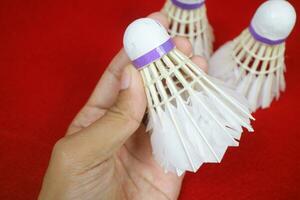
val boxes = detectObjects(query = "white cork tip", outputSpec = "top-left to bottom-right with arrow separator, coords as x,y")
123,18 -> 170,61
251,0 -> 297,41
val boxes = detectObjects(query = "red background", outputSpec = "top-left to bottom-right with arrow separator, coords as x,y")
0,0 -> 299,199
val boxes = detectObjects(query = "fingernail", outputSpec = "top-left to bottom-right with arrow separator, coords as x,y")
121,67 -> 131,90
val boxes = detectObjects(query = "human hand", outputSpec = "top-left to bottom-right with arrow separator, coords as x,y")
38,13 -> 208,200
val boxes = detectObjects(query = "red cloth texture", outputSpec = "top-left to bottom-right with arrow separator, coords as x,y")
0,0 -> 299,199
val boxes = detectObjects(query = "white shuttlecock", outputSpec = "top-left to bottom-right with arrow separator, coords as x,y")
162,0 -> 214,59
209,0 -> 297,112
123,18 -> 253,176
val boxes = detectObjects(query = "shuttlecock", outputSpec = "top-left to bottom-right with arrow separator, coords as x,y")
209,0 -> 297,112
123,18 -> 253,176
162,0 -> 214,59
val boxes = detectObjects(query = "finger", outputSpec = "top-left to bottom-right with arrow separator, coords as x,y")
191,55 -> 208,73
62,65 -> 147,162
86,50 -> 130,109
149,12 -> 193,58
67,65 -> 132,135
173,37 -> 193,57
148,12 -> 169,29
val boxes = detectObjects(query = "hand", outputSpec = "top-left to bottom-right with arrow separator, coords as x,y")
38,13 -> 208,200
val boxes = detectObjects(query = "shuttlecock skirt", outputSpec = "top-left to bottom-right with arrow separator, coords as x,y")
141,48 -> 253,175
163,0 -> 214,59
209,29 -> 286,111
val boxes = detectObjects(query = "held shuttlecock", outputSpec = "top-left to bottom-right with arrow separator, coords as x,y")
162,0 -> 214,59
123,18 -> 253,176
209,0 -> 297,112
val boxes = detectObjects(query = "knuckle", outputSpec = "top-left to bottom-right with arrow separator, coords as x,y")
108,103 -> 141,127
106,65 -> 123,81
193,56 -> 208,73
51,137 -> 84,173
202,58 -> 209,68
52,138 -> 66,155
52,137 -> 75,165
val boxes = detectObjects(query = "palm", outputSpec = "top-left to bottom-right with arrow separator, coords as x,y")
67,105 -> 183,200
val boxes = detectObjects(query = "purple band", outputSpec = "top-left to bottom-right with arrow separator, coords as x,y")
132,39 -> 175,69
171,0 -> 205,10
249,25 -> 285,45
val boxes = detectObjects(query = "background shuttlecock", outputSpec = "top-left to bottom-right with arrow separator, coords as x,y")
208,0 -> 297,112
123,18 -> 253,176
162,0 -> 214,59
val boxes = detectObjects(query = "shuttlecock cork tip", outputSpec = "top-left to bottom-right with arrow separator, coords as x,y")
123,18 -> 174,69
250,0 -> 297,45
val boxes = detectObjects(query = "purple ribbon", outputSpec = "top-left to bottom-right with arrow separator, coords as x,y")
171,0 -> 205,10
132,39 -> 175,69
249,25 -> 285,45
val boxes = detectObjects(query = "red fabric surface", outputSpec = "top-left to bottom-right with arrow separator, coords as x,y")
0,0 -> 299,199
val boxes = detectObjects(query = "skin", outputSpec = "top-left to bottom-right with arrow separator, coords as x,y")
38,13 -> 208,200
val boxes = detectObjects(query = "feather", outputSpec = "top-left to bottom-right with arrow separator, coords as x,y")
261,73 -> 275,109
279,67 -> 286,92
236,73 -> 252,96
209,41 -> 236,83
247,75 -> 265,111
194,36 -> 205,57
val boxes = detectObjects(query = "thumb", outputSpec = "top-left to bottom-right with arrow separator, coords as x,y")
59,65 -> 147,163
